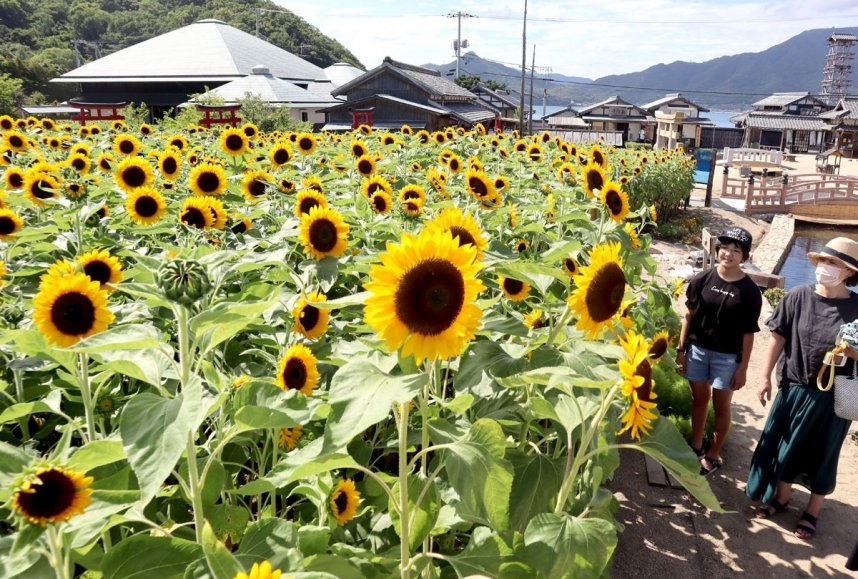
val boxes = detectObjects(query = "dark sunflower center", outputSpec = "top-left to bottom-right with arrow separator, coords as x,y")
584,263 -> 626,323
99,159 -> 112,171
372,195 -> 387,212
366,182 -> 383,195
394,258 -> 465,336
298,137 -> 313,151
404,201 -> 419,213
517,242 -> 527,252
0,216 -> 14,234
71,158 -> 87,171
649,339 -> 668,359
50,291 -> 96,335
231,221 -> 248,234
503,278 -> 524,295
248,179 -> 267,197
308,219 -> 337,251
605,190 -> 623,215
564,258 -> 576,274
118,140 -> 135,154
161,157 -> 178,175
135,196 -> 158,217
182,207 -> 207,229
9,135 -> 23,148
636,358 -> 652,390
273,149 -> 290,164
225,134 -> 245,151
0,119 -> 12,129
32,179 -> 55,199
468,176 -> 488,197
358,160 -> 372,174
121,166 -> 147,188
300,305 -> 320,331
299,198 -> 320,215
586,170 -> 604,193
281,358 -> 307,390
448,226 -> 476,248
402,190 -> 420,201
197,171 -> 220,193
16,470 -> 77,519
83,261 -> 112,284
449,160 -> 460,171
352,146 -> 365,157
593,151 -> 605,166
334,490 -> 348,513
243,128 -> 257,138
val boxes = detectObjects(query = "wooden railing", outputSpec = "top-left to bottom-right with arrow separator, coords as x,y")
719,171 -> 858,215
722,147 -> 783,166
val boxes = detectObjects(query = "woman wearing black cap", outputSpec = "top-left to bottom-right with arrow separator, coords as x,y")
747,237 -> 858,540
676,227 -> 763,476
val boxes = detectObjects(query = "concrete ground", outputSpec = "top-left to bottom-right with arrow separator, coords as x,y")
609,153 -> 858,578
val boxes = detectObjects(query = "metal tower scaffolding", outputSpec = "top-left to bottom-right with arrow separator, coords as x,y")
820,32 -> 857,106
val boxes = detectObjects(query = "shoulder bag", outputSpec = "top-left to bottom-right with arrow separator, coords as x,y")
818,353 -> 858,421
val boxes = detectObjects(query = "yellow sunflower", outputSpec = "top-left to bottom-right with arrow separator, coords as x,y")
524,309 -> 546,330
364,229 -> 485,364
581,162 -> 606,198
230,213 -> 253,234
204,196 -> 228,230
415,130 -> 430,143
600,180 -> 630,222
499,276 -> 530,301
618,331 -> 658,439
278,178 -> 296,193
299,205 -> 349,260
278,425 -> 303,450
125,187 -> 166,226
648,330 -> 671,361
295,132 -> 317,155
330,478 -> 361,525
114,157 -> 155,193
424,207 -> 488,260
446,153 -> 463,174
219,127 -> 250,157
350,139 -> 368,158
355,154 -> 375,176
179,196 -> 215,230
4,130 -> 29,152
369,190 -> 393,215
33,272 -> 114,347
494,175 -> 510,192
515,239 -> 528,253
78,249 -> 123,290
464,167 -> 496,200
240,170 -> 274,202
113,134 -> 142,157
188,162 -> 228,197
67,153 -> 91,175
40,259 -> 77,287
158,149 -> 183,181
624,222 -> 640,249
0,208 -> 24,240
589,143 -> 608,168
23,171 -> 61,205
11,466 -> 94,525
527,142 -> 543,162
568,241 -> 626,339
3,166 -> 25,189
294,189 -> 329,218
292,290 -> 330,340
398,184 -> 426,205
275,343 -> 319,395
268,140 -> 293,167
241,122 -> 259,139
96,152 -> 115,173
361,174 -> 392,198
401,199 -> 423,218
649,206 -> 658,223
233,560 -> 283,579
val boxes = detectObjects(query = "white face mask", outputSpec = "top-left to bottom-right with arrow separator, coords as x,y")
815,262 -> 845,287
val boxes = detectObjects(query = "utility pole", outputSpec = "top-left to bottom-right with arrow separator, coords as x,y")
519,0 -> 527,135
447,11 -> 476,79
528,45 -> 536,134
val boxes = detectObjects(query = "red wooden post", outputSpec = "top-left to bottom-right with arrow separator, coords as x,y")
195,104 -> 242,128
68,101 -> 126,126
350,107 -> 375,129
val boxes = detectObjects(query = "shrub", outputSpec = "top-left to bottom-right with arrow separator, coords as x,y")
623,148 -> 695,223
763,287 -> 786,308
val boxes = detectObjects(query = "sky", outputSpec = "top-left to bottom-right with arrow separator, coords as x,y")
278,0 -> 858,80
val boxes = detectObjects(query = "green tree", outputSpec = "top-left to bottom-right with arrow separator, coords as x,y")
0,73 -> 23,115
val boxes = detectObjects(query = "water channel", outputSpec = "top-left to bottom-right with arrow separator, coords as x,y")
777,224 -> 858,290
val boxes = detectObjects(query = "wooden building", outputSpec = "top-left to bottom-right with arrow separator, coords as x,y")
820,96 -> 858,158
730,92 -> 832,153
641,93 -> 713,147
576,96 -> 650,144
322,57 -> 497,131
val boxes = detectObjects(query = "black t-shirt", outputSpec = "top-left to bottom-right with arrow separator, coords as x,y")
767,284 -> 858,388
685,268 -> 763,355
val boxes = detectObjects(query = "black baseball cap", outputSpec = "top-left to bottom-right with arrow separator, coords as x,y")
717,227 -> 752,253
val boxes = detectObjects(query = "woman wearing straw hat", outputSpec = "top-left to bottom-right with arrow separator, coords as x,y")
747,237 -> 858,540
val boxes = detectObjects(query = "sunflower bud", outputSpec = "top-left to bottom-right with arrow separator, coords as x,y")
156,259 -> 211,305
0,302 -> 25,328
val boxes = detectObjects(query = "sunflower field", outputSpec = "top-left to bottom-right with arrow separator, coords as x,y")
0,114 -> 715,579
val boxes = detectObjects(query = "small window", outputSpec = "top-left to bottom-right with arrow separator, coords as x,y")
301,112 -> 309,122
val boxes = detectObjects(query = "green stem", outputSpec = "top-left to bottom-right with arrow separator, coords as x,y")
77,353 -> 96,443
185,432 -> 205,544
398,400 -> 411,579
47,525 -> 71,579
350,464 -> 399,512
546,305 -> 573,346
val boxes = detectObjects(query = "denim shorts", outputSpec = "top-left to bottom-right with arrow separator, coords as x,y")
684,344 -> 740,390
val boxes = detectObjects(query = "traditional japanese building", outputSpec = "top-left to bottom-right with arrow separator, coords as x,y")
730,92 -> 832,153
820,96 -> 858,158
640,93 -> 713,147
576,96 -> 651,144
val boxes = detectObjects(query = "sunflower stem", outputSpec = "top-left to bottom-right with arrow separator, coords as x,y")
546,305 -> 572,346
186,431 -> 205,544
77,353 -> 96,443
47,524 -> 71,579
398,400 -> 412,579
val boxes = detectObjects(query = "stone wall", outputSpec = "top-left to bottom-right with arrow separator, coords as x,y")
753,214 -> 795,275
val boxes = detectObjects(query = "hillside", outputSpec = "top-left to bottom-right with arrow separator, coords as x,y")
0,0 -> 362,104
429,27 -> 858,110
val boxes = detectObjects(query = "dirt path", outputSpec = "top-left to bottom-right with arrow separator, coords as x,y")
609,196 -> 858,578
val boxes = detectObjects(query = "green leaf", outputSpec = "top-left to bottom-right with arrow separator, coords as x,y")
389,473 -> 439,553
233,382 -> 316,430
67,489 -> 141,549
67,439 -> 126,472
297,526 -> 331,556
0,328 -> 76,373
523,513 -> 617,579
481,310 -> 529,337
202,521 -> 244,579
119,378 -> 204,506
507,451 -> 565,532
207,503 -> 250,545
93,347 -> 173,388
0,442 -> 31,486
0,401 -> 55,426
236,439 -> 357,493
325,360 -> 426,449
101,535 -> 203,579
446,526 -> 512,578
456,342 -> 528,391
116,282 -> 172,308
191,294 -> 279,355
626,415 -> 724,512
443,418 -> 513,531
68,324 -> 161,353
234,519 -> 303,571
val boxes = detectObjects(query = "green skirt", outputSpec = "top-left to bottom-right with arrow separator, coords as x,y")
746,383 -> 851,504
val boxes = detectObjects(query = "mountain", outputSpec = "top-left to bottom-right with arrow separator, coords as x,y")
428,27 -> 858,110
0,0 -> 362,104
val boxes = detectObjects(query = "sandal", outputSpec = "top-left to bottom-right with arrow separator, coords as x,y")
795,512 -> 818,540
698,455 -> 723,476
690,444 -> 704,458
754,498 -> 790,519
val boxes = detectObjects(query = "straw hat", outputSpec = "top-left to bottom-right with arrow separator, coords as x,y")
807,237 -> 858,273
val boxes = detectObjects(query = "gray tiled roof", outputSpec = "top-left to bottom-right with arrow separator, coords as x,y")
325,63 -> 366,87
384,59 -> 475,99
54,19 -> 327,83
190,66 -> 339,106
442,101 -> 496,123
640,93 -> 710,113
743,114 -> 830,130
751,92 -> 809,108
